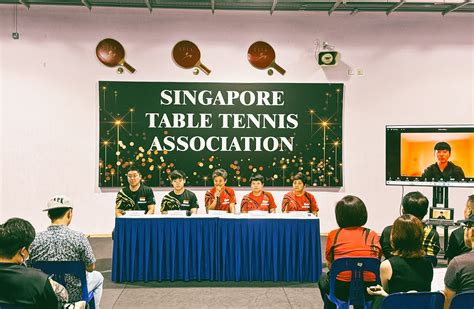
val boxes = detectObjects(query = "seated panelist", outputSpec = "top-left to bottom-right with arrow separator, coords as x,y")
282,172 -> 319,216
161,170 -> 199,214
240,174 -> 276,213
205,169 -> 236,214
115,166 -> 155,217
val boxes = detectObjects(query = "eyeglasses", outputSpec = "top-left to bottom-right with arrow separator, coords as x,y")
127,174 -> 140,179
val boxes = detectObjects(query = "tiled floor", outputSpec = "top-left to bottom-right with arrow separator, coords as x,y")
90,237 -> 325,309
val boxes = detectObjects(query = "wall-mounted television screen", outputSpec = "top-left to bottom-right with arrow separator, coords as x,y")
386,125 -> 474,187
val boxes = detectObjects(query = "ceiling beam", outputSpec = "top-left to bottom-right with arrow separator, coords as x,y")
211,0 -> 215,14
442,0 -> 471,15
328,0 -> 342,15
145,0 -> 152,12
386,0 -> 406,15
270,0 -> 278,15
19,0 -> 29,9
81,0 -> 91,10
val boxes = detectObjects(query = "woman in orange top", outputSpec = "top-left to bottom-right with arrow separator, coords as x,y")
204,169 -> 236,214
318,195 -> 382,309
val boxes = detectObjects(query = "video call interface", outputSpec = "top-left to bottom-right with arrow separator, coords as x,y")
386,125 -> 474,187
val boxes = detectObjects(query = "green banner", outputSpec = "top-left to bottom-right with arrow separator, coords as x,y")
99,82 -> 343,187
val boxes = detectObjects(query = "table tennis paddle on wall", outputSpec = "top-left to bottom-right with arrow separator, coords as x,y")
247,41 -> 286,75
96,38 -> 136,73
172,40 -> 211,75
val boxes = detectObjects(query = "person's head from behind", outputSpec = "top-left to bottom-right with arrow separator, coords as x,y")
44,195 -> 74,225
390,214 -> 424,258
402,191 -> 429,220
335,195 -> 368,228
434,142 -> 451,165
212,169 -> 228,190
250,174 -> 265,195
464,217 -> 474,249
0,218 -> 35,264
464,195 -> 474,219
169,170 -> 186,192
292,172 -> 307,194
127,166 -> 142,187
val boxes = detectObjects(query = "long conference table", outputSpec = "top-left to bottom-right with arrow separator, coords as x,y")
112,214 -> 322,283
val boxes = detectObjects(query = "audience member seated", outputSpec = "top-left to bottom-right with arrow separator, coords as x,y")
281,172 -> 319,216
29,195 -> 104,308
367,214 -> 434,308
0,217 -> 61,308
443,215 -> 474,309
318,195 -> 382,309
240,174 -> 277,213
380,191 -> 440,259
446,194 -> 473,262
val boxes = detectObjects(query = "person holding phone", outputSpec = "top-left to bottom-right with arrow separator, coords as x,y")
367,214 -> 433,308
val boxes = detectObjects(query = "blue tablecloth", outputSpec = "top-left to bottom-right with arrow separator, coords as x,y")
112,217 -> 322,282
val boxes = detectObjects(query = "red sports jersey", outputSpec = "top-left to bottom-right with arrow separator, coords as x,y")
326,227 -> 382,282
241,191 -> 277,212
205,186 -> 236,212
282,191 -> 319,213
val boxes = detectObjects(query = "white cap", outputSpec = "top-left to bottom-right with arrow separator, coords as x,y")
43,195 -> 74,211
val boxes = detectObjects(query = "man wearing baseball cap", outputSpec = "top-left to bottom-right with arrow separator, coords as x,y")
29,195 -> 104,308
421,141 -> 465,181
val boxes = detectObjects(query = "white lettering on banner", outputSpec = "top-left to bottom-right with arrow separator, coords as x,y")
159,90 -> 285,106
148,136 -> 294,152
145,113 -> 213,129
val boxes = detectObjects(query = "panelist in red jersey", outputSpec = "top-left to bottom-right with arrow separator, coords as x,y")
205,169 -> 236,213
282,172 -> 319,216
240,174 -> 277,213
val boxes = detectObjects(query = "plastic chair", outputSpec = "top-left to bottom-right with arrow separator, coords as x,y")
450,291 -> 474,309
328,257 -> 381,309
381,291 -> 444,309
32,261 -> 95,309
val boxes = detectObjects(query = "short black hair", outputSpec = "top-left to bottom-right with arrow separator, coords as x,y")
47,208 -> 71,221
402,191 -> 429,220
0,218 -> 35,259
169,170 -> 186,181
250,174 -> 265,184
293,172 -> 307,185
127,166 -> 142,175
434,142 -> 451,153
212,169 -> 228,180
335,195 -> 368,228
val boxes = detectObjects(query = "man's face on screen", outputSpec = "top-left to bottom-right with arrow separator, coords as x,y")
250,180 -> 263,194
436,150 -> 450,164
172,177 -> 185,191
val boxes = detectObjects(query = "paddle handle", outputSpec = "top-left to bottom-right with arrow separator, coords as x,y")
271,62 -> 286,75
197,62 -> 211,75
121,60 -> 136,73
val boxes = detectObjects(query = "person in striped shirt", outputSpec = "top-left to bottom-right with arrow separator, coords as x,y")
282,172 -> 319,215
240,174 -> 276,213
